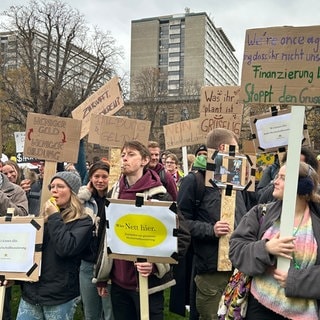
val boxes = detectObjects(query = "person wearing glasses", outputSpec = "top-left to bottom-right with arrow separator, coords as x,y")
165,153 -> 184,187
16,171 -> 92,319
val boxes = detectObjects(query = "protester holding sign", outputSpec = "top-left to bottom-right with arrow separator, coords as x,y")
229,162 -> 320,320
96,140 -> 190,320
178,128 -> 247,320
78,161 -> 114,320
16,171 -> 92,319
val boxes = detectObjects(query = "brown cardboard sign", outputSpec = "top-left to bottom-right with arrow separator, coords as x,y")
205,147 -> 256,192
72,77 -> 124,139
24,113 -> 81,163
240,25 -> 320,105
0,216 -> 44,282
88,115 -> 151,148
163,118 -> 204,150
199,86 -> 243,115
199,113 -> 242,138
199,86 -> 243,138
250,108 -> 310,152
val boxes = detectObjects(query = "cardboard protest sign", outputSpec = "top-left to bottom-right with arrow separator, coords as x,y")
199,86 -> 243,137
163,118 -> 204,150
199,86 -> 243,115
205,146 -> 256,270
240,25 -> 320,105
88,115 -> 151,148
72,77 -> 124,139
0,216 -> 44,282
23,113 -> 81,163
250,108 -> 310,152
205,147 -> 256,192
108,148 -> 122,189
199,113 -> 243,138
106,199 -> 178,264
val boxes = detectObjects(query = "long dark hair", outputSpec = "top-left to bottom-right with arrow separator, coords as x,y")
88,161 -> 110,178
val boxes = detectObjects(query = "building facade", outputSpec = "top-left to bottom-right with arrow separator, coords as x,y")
0,31 -> 107,91
130,11 -> 239,98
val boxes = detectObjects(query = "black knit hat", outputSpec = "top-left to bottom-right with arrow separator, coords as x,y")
195,144 -> 207,156
50,171 -> 81,194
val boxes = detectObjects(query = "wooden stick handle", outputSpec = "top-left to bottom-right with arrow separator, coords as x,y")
139,273 -> 149,320
0,285 -> 6,320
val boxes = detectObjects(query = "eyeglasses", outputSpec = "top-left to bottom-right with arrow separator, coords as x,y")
48,184 -> 68,190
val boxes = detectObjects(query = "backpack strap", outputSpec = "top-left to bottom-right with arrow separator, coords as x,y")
158,168 -> 167,188
189,170 -> 206,208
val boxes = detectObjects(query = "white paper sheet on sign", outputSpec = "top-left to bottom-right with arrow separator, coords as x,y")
106,202 -> 177,259
0,224 -> 36,272
254,113 -> 304,150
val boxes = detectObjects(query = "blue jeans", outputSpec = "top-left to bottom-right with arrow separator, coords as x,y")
80,260 -> 114,320
16,296 -> 80,320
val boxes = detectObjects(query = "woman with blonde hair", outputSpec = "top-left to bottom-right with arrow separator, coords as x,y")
2,160 -> 23,184
16,171 -> 93,319
229,162 -> 320,319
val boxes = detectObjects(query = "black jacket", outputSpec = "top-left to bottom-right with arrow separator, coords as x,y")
21,212 -> 92,306
178,172 -> 247,274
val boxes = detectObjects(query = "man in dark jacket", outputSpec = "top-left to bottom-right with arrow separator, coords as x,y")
178,128 -> 247,320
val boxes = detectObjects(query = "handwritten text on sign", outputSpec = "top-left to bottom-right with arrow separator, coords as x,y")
199,113 -> 242,137
199,86 -> 243,138
88,115 -> 151,148
72,77 -> 124,139
24,113 -> 81,163
163,118 -> 204,149
199,86 -> 243,115
240,26 -> 320,105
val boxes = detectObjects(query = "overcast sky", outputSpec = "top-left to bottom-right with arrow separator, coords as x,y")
1,0 -> 320,75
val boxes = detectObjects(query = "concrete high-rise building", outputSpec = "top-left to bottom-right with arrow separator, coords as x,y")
130,11 -> 239,98
0,30 -> 108,91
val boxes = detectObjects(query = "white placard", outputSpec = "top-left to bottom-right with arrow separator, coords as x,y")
106,201 -> 177,260
14,132 -> 26,153
255,113 -> 293,150
0,224 -> 36,272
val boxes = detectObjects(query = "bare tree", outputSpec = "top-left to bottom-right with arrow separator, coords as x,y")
128,67 -> 168,139
0,0 -> 123,127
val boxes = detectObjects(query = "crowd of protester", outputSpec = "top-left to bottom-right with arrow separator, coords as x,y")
1,127 -> 320,319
